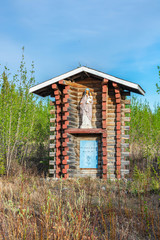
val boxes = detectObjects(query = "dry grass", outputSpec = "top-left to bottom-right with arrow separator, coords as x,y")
0,172 -> 160,240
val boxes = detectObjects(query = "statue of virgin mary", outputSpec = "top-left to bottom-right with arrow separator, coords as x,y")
80,88 -> 93,128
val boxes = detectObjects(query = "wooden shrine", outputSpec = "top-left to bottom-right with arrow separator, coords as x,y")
29,66 -> 145,179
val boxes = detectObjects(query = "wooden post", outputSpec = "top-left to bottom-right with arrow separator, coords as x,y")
121,94 -> 130,177
112,83 -> 121,179
52,84 -> 62,178
61,85 -> 70,179
102,79 -> 108,179
49,101 -> 56,178
59,80 -> 78,179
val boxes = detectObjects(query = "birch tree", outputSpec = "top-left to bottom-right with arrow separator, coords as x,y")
0,50 -> 36,175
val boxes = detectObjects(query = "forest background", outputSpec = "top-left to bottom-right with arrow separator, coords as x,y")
0,51 -> 160,239
0,51 -> 160,178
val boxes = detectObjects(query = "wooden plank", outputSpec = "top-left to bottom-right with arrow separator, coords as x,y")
68,124 -> 78,129
66,142 -> 75,147
66,160 -> 77,164
65,128 -> 105,134
50,135 -> 56,140
50,144 -> 56,148
108,105 -> 116,109
49,169 -> 56,174
67,106 -> 77,113
107,145 -> 115,152
121,126 -> 130,130
121,152 -> 130,156
50,118 -> 56,123
70,85 -> 101,92
50,109 -> 56,114
64,80 -> 88,88
107,123 -> 116,127
107,157 -> 116,162
108,153 -> 116,157
67,116 -> 78,123
108,109 -> 116,114
121,99 -> 131,105
68,98 -> 77,104
107,117 -> 116,121
107,148 -> 116,152
68,119 -> 78,126
107,113 -> 116,117
77,118 -> 105,124
121,143 -> 129,148
49,152 -> 56,157
107,130 -> 116,134
121,117 -> 130,122
107,174 -> 116,179
107,125 -> 116,130
66,155 -> 77,161
67,151 -> 76,157
69,112 -> 78,118
50,127 -> 56,131
121,135 -> 130,139
67,169 -> 77,173
107,166 -> 115,170
120,169 -> 129,174
68,102 -> 78,109
107,157 -> 116,161
49,161 -> 56,165
121,161 -> 130,166
121,108 -> 131,113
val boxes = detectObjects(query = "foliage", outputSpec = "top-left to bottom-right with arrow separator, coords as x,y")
0,174 -> 159,239
128,165 -> 160,194
0,49 -> 50,175
130,97 -> 160,169
156,66 -> 160,93
0,50 -> 160,178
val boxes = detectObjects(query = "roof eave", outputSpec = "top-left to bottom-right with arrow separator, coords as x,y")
29,66 -> 145,96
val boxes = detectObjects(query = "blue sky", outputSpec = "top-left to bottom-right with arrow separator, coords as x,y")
0,0 -> 160,109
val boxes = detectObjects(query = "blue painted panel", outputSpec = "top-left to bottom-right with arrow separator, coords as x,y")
80,140 -> 98,168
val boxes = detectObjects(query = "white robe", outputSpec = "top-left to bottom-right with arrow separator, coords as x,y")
80,94 -> 93,128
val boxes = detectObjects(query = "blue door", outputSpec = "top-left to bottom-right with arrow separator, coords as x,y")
80,140 -> 98,168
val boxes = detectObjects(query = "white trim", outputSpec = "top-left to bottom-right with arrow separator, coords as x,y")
82,67 -> 145,95
29,66 -> 145,95
29,67 -> 84,94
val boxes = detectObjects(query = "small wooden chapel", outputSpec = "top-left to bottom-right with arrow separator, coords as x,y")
29,66 -> 145,180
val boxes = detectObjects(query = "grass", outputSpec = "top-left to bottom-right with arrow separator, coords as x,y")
0,170 -> 160,240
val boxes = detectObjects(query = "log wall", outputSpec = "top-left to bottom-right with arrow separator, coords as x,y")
106,83 -> 130,179
102,80 -> 108,179
121,92 -> 130,178
49,77 -> 130,180
51,84 -> 62,178
49,102 -> 56,177
106,84 -> 117,179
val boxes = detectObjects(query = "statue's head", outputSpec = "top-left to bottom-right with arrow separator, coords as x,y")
85,88 -> 90,95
